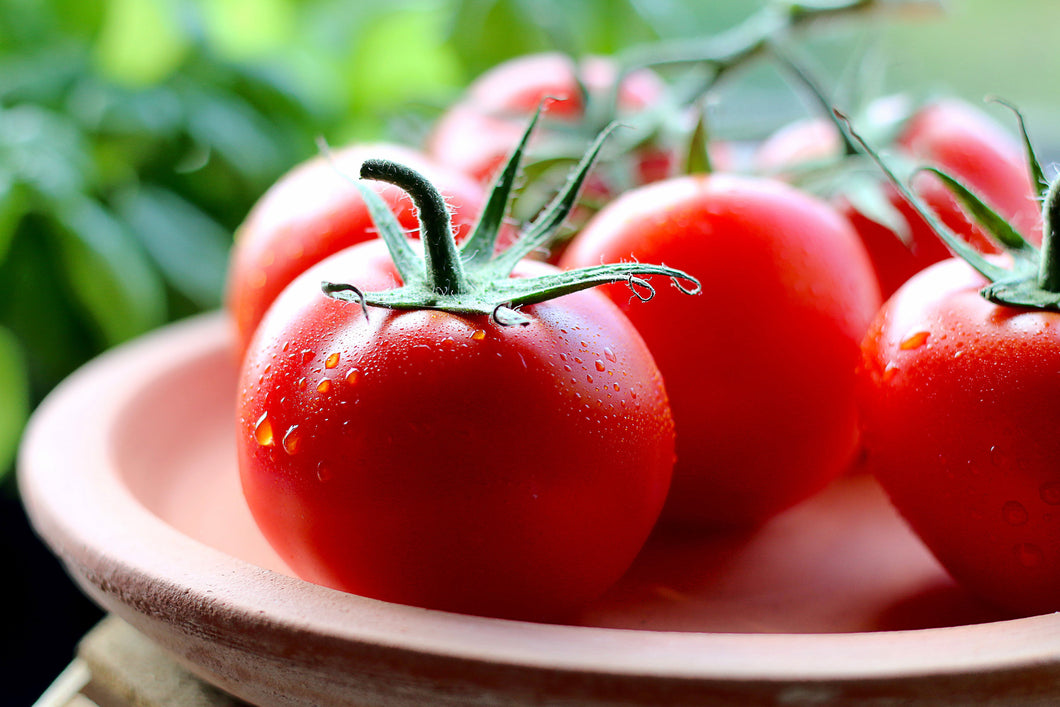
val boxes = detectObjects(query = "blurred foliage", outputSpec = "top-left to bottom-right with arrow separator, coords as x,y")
0,0 -> 1055,489
0,0 -> 775,488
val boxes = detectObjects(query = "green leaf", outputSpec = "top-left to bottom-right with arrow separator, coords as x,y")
49,195 -> 167,346
0,325 -> 29,482
113,186 -> 231,308
0,178 -> 28,264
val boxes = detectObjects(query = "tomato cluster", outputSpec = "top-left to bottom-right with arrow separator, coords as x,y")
227,36 -> 1058,621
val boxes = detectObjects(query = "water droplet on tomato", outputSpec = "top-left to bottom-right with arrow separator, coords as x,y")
604,347 -> 617,363
586,374 -> 594,384
325,352 -> 340,369
900,331 -> 930,350
282,426 -> 301,455
1003,500 -> 1029,526
990,445 -> 1008,467
300,349 -> 315,364
254,413 -> 275,447
595,360 -> 606,372
882,363 -> 898,383
345,368 -> 360,385
563,364 -> 572,372
471,329 -> 486,341
630,389 -> 638,399
296,377 -> 307,391
317,379 -> 332,394
1040,482 -> 1060,505
317,463 -> 333,483
1014,542 -> 1043,568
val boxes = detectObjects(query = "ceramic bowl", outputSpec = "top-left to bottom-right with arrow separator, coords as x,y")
19,314 -> 1060,706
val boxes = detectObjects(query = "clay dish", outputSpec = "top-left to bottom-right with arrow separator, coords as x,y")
19,314 -> 1060,706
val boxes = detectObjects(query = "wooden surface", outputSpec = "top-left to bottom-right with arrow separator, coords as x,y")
19,313 -> 1060,706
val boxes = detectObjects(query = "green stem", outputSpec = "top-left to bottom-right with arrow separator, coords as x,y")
360,159 -> 470,297
1038,178 -> 1060,292
618,0 -> 937,75
767,40 -> 860,157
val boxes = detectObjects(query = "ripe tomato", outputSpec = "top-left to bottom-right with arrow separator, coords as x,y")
857,257 -> 1060,615
560,174 -> 881,528
225,143 -> 488,357
236,240 -> 676,621
755,99 -> 1042,298
426,52 -> 676,191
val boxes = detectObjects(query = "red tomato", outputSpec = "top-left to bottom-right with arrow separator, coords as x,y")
560,174 -> 881,527
236,240 -> 676,621
755,100 -> 1042,298
426,52 -> 676,190
225,143 -> 487,357
857,257 -> 1060,615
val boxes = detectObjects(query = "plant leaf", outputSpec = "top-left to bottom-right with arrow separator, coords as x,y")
113,185 -> 230,308
0,325 -> 28,482
48,195 -> 167,346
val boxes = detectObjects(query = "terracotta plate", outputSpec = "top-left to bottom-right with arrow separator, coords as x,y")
18,314 -> 1060,706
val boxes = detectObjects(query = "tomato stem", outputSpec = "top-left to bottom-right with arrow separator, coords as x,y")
359,159 -> 470,298
1038,178 -> 1060,293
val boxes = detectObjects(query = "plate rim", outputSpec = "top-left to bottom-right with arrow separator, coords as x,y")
18,312 -> 1060,698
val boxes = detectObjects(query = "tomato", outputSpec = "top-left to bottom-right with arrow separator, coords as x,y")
425,52 -> 676,192
234,139 -> 700,621
560,174 -> 881,527
856,257 -> 1060,615
237,239 -> 676,621
755,99 -> 1042,298
225,143 -> 488,357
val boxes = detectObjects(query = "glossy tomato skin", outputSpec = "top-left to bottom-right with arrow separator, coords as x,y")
226,143 -> 487,357
560,174 -> 881,528
857,258 -> 1060,616
426,52 -> 674,188
236,240 -> 675,621
755,99 -> 1042,298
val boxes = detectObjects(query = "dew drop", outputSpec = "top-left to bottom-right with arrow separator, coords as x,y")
900,331 -> 930,350
630,389 -> 638,399
281,341 -> 290,353
1040,482 -> 1060,505
316,463 -> 333,483
471,329 -> 486,341
282,426 -> 301,455
254,413 -> 275,447
595,360 -> 606,372
882,363 -> 898,383
345,368 -> 360,385
1003,500 -> 1029,526
574,357 -> 583,364
300,349 -> 315,364
613,383 -> 620,392
296,377 -> 308,391
563,364 -> 572,372
1014,542 -> 1044,568
586,374 -> 594,384
580,340 -> 589,348
325,352 -> 340,369
604,347 -> 617,363
317,379 -> 332,394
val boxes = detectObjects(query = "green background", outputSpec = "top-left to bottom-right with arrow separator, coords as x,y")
2,0 -> 1055,701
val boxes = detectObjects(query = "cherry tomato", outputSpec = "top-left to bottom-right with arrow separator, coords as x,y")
426,52 -> 675,190
236,239 -> 677,621
857,257 -> 1060,615
225,143 -> 487,357
755,99 -> 1042,298
560,174 -> 881,528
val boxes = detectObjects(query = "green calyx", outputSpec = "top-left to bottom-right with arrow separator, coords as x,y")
321,108 -> 701,326
837,104 -> 1060,310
